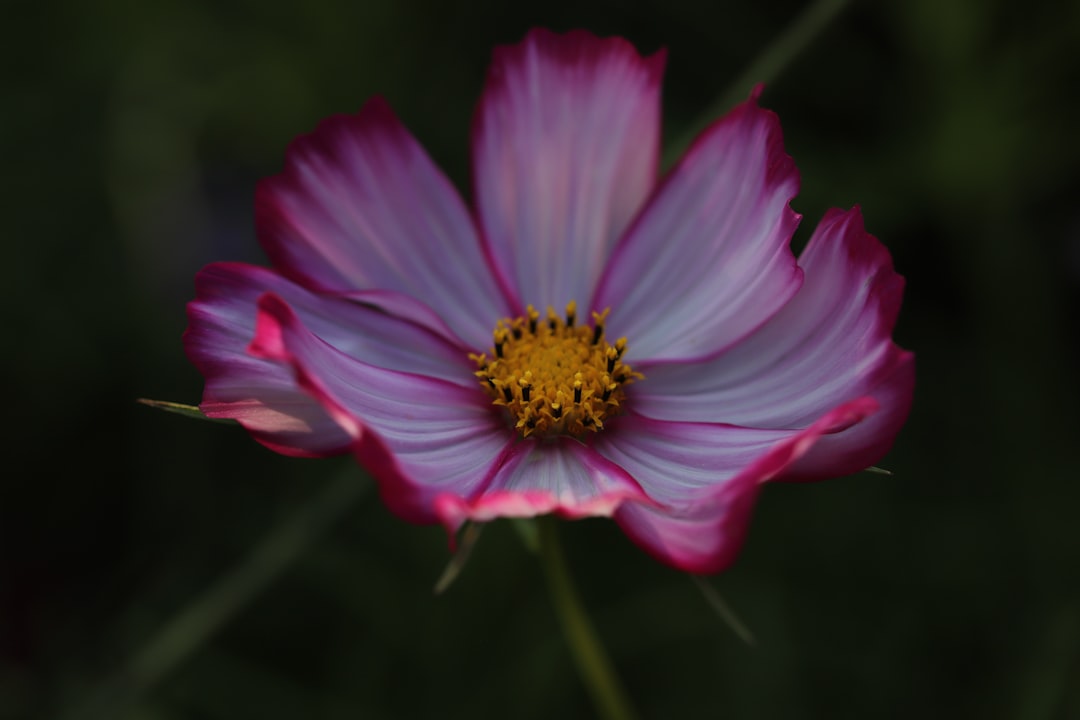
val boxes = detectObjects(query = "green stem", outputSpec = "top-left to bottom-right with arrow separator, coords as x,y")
538,517 -> 639,720
62,465 -> 371,720
663,0 -> 854,167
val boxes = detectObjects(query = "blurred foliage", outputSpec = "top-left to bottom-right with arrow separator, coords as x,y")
4,0 -> 1080,718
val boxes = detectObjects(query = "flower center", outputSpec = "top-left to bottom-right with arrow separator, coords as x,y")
471,302 -> 642,438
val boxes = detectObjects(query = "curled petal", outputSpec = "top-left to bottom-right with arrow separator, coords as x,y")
782,352 -> 913,481
206,291 -> 511,521
257,96 -> 511,348
185,263 -> 476,456
598,399 -> 878,573
473,28 -> 665,312
634,207 -> 914,478
614,485 -> 761,576
593,88 -> 802,363
189,263 -> 475,384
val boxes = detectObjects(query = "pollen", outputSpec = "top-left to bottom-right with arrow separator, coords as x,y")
470,302 -> 643,438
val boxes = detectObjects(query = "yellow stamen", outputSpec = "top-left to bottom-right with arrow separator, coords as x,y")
470,303 -> 643,438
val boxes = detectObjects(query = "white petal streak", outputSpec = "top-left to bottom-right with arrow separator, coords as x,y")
257,97 -> 510,348
594,90 -> 801,364
473,28 -> 665,311
635,207 -> 911,430
600,400 -> 877,573
433,438 -> 649,529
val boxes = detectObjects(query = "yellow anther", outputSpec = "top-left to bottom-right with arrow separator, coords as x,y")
471,304 -> 642,438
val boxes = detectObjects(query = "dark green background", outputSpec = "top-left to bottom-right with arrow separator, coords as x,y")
6,0 -> 1079,717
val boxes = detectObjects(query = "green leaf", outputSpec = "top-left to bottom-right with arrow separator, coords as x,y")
690,575 -> 756,647
136,398 -> 238,425
663,0 -> 853,167
864,465 -> 893,476
433,523 -> 483,594
59,465 -> 372,719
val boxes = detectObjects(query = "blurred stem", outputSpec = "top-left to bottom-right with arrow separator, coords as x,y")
63,464 -> 370,720
538,517 -> 638,720
664,0 -> 854,167
690,574 -> 756,646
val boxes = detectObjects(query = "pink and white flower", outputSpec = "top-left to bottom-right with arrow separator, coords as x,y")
185,28 -> 914,573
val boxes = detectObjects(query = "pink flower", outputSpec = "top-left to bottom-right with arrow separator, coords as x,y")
185,28 -> 914,573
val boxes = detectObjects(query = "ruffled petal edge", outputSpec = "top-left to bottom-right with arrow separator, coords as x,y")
614,397 -> 879,574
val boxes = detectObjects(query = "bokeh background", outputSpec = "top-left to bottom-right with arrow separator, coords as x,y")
6,0 -> 1080,717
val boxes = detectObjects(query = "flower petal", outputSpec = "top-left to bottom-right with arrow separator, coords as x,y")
256,96 -> 511,348
592,88 -> 802,363
472,28 -> 665,312
184,262 -> 481,458
247,293 -> 513,523
595,399 -> 877,573
434,439 -> 652,532
633,207 -> 914,478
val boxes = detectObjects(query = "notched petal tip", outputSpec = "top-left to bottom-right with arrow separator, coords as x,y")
431,439 -> 660,540
593,82 -> 803,364
433,486 -> 658,537
473,26 -> 666,311
814,205 -> 909,336
255,97 -> 407,241
255,94 -> 508,347
510,27 -> 667,74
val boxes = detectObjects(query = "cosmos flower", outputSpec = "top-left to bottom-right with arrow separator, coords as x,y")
185,28 -> 914,573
